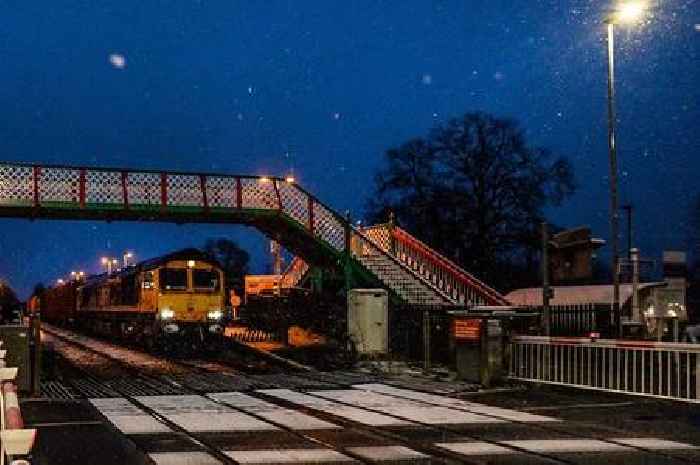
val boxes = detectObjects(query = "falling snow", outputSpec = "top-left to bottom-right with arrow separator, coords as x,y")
108,53 -> 126,69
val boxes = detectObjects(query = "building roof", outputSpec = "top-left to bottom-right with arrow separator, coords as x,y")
505,282 -> 667,307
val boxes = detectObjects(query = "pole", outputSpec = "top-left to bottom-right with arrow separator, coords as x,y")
623,204 -> 633,262
542,222 -> 551,336
606,22 -> 622,338
423,309 -> 431,372
631,248 -> 640,322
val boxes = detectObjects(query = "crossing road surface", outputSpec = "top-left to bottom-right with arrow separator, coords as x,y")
88,384 -> 699,465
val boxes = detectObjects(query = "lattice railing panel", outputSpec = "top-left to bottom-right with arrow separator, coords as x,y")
206,176 -> 236,208
278,182 -> 309,227
85,170 -> 122,205
240,177 -> 277,210
127,172 -> 161,206
40,167 -> 80,204
312,202 -> 345,252
167,174 -> 202,207
362,225 -> 391,252
0,165 -> 33,205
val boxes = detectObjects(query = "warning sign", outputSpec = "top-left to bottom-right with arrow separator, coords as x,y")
453,318 -> 481,341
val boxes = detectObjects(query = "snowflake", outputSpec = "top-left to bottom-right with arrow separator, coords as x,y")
109,53 -> 126,69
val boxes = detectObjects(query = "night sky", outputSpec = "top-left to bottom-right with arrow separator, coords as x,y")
0,1 -> 698,297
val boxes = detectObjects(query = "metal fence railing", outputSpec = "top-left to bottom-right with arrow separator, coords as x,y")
522,304 -> 612,337
510,336 -> 700,403
389,305 -> 453,367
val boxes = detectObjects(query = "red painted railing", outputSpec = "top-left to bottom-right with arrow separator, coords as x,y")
392,227 -> 508,306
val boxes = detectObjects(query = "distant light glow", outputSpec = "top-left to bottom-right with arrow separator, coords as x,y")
187,260 -> 196,268
109,53 -> 126,69
285,175 -> 295,183
259,176 -> 271,183
614,2 -> 646,24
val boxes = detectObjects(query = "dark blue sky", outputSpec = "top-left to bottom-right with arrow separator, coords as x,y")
0,1 -> 698,297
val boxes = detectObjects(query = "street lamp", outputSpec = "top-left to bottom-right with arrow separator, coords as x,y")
123,251 -> 134,268
604,2 -> 647,337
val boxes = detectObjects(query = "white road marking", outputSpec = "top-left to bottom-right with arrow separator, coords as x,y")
149,451 -> 222,465
90,398 -> 171,434
207,392 -> 340,430
135,395 -> 278,432
437,438 -> 699,456
312,389 -> 504,425
354,383 -> 559,422
225,449 -> 354,463
613,438 -> 699,450
257,389 -> 409,426
346,445 -> 430,461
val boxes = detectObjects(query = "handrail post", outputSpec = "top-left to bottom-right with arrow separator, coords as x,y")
78,169 -> 86,209
388,211 -> 396,257
235,177 -> 242,209
344,211 -> 352,255
31,166 -> 40,209
121,171 -> 129,209
308,197 -> 314,233
199,175 -> 209,213
159,172 -> 168,212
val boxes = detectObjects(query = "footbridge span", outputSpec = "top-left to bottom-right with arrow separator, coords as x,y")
0,162 -> 507,306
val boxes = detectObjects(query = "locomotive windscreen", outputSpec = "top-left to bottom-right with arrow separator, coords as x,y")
160,268 -> 187,290
193,270 -> 219,291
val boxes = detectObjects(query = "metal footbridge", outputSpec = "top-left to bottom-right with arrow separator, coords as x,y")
0,162 -> 507,306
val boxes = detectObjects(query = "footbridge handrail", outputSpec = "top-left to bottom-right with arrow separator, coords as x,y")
392,227 -> 508,306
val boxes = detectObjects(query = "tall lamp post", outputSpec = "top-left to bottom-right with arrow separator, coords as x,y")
604,2 -> 646,337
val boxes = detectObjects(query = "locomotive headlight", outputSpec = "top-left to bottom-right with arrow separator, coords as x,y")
160,308 -> 175,320
207,309 -> 223,321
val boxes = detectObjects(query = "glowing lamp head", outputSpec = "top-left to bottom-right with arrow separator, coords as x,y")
613,2 -> 646,24
259,176 -> 271,184
285,175 -> 295,184
187,260 -> 196,268
101,257 -> 108,265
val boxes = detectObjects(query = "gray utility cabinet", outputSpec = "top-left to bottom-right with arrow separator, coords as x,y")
347,289 -> 389,355
0,325 -> 32,391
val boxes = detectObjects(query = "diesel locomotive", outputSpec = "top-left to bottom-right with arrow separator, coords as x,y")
40,249 -> 227,348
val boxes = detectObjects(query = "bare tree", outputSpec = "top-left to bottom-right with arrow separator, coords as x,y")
367,112 -> 575,291
203,238 -> 250,293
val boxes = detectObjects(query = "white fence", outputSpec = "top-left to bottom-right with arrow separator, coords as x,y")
510,336 -> 700,403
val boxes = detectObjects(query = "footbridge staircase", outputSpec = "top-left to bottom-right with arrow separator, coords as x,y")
0,162 -> 507,306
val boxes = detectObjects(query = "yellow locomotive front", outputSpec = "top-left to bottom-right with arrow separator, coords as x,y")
147,258 -> 226,340
74,248 -> 227,349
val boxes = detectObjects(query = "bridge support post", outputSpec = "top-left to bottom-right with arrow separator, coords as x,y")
388,211 -> 396,257
343,211 -> 355,293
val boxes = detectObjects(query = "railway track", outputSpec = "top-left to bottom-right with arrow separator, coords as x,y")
41,324 -> 700,465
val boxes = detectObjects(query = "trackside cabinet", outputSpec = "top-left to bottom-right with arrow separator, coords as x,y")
347,289 -> 389,355
451,316 -> 504,387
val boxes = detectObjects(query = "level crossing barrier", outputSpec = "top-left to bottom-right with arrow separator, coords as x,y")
0,340 -> 35,465
510,335 -> 700,403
